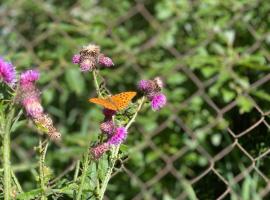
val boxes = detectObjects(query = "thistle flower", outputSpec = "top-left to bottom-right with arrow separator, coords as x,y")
72,44 -> 114,72
98,54 -> 114,67
137,80 -> 154,93
150,93 -> 167,111
108,127 -> 127,145
72,54 -> 80,64
0,57 -> 16,86
100,120 -> 115,136
90,142 -> 110,159
20,70 -> 39,85
138,77 -> 166,111
18,70 -> 61,141
21,97 -> 43,118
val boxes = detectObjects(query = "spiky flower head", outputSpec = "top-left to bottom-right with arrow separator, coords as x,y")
108,127 -> 127,145
81,44 -> 100,57
98,54 -> 114,67
33,114 -> 61,142
72,54 -> 81,64
153,76 -> 164,89
90,142 -> 110,159
20,70 -> 39,86
151,93 -> 167,111
100,120 -> 115,136
138,80 -> 153,93
0,57 -> 16,86
22,97 -> 43,118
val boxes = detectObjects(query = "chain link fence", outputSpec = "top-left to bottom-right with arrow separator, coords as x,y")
1,0 -> 270,199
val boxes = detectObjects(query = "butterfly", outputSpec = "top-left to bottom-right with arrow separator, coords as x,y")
89,91 -> 137,111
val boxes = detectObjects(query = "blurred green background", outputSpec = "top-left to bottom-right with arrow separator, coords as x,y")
1,0 -> 270,199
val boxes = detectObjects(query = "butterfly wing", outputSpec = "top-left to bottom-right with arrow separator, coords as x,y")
111,91 -> 137,110
89,98 -> 118,111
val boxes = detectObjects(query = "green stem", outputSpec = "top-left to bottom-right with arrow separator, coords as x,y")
98,97 -> 145,199
93,70 -> 102,98
76,152 -> 90,200
3,108 -> 15,200
11,169 -> 23,193
39,139 -> 49,200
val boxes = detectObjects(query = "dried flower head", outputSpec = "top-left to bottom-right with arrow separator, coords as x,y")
81,44 -> 100,57
100,120 -> 115,136
151,93 -> 167,111
0,57 -> 16,86
153,77 -> 164,89
90,142 -> 110,159
108,127 -> 127,145
33,114 -> 61,141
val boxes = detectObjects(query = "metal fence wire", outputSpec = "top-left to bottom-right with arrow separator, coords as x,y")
1,0 -> 270,199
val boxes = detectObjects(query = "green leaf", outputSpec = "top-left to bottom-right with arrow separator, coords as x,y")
236,96 -> 253,114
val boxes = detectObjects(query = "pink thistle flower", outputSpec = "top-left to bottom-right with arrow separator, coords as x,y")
150,93 -> 167,111
80,59 -> 95,72
137,80 -> 154,93
108,127 -> 127,145
100,120 -> 115,136
72,54 -> 80,64
0,57 -> 16,86
98,54 -> 114,67
103,108 -> 116,119
22,97 -> 43,118
90,142 -> 110,159
20,70 -> 40,85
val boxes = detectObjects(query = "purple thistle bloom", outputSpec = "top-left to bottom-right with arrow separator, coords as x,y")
80,59 -> 95,72
22,97 -> 43,118
72,54 -> 81,64
100,120 -> 115,136
20,70 -> 40,85
0,57 -> 16,86
108,127 -> 127,145
138,80 -> 154,93
151,93 -> 167,111
98,54 -> 114,67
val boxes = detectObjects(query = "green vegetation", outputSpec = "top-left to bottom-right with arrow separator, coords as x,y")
1,0 -> 270,199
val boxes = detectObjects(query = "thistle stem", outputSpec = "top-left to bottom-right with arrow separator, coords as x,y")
98,97 -> 145,199
76,152 -> 90,200
39,139 -> 49,200
3,108 -> 15,200
93,69 -> 102,98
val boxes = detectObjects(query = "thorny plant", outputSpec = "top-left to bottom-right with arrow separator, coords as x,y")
0,44 -> 166,199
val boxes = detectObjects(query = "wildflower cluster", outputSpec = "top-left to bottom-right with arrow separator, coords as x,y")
72,44 -> 114,72
18,70 -> 61,141
73,44 -> 167,159
91,109 -> 128,159
0,56 -> 61,141
138,77 -> 167,111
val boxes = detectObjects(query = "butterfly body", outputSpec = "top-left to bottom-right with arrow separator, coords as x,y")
89,91 -> 137,111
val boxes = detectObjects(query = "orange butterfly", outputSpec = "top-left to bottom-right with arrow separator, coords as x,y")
89,91 -> 137,111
